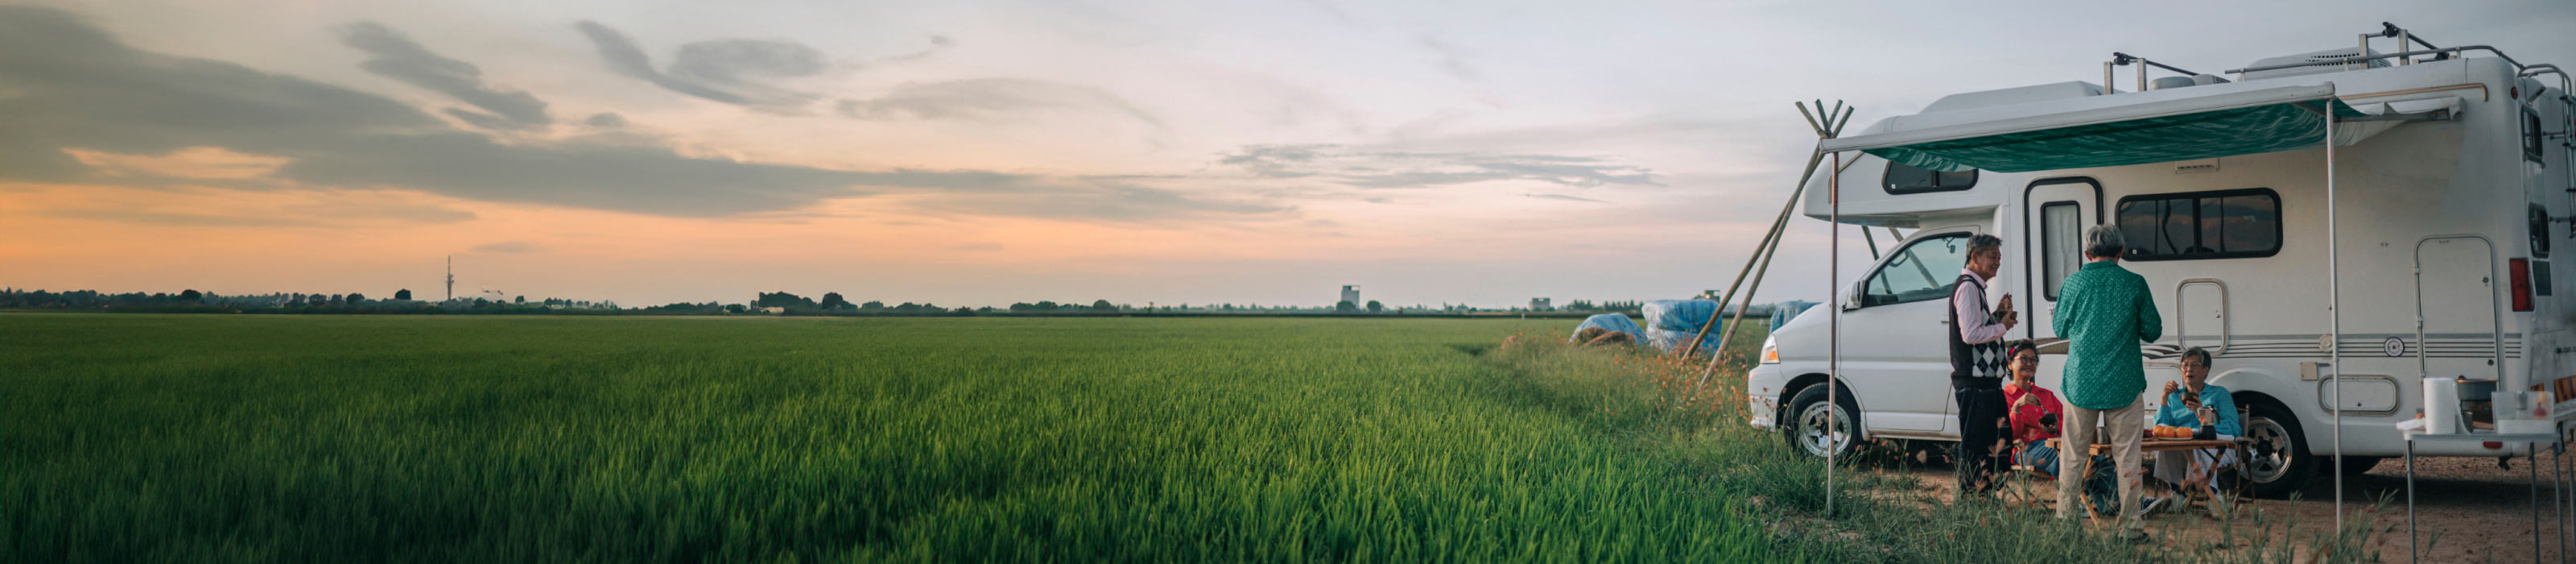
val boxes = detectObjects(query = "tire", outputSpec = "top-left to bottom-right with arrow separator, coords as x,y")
1783,383 -> 1862,460
2239,397 -> 2319,499
2334,455 -> 2385,476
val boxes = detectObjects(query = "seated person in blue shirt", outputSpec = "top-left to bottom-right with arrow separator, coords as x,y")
2147,346 -> 2240,516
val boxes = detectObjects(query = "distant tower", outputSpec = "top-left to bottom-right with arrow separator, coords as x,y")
1340,285 -> 1360,305
444,255 -> 456,301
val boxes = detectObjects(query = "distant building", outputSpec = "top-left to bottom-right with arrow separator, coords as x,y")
1340,285 -> 1360,305
1529,297 -> 1552,311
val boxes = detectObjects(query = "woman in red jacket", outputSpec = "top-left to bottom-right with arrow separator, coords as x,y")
2001,341 -> 2066,475
2004,339 -> 2123,516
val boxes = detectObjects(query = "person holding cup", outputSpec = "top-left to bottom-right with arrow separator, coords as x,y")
2149,346 -> 2241,517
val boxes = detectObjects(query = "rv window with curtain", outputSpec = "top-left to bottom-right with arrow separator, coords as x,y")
1859,232 -> 1972,307
1883,161 -> 1978,194
2528,106 -> 2548,164
2041,203 -> 2081,300
2114,189 -> 2281,260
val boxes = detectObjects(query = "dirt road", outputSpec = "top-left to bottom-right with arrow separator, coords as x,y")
1889,453 -> 2571,562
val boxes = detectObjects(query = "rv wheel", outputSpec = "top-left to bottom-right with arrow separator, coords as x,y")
2240,398 -> 2318,499
1784,384 -> 1860,459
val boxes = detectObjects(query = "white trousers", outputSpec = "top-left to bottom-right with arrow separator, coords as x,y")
2059,398 -> 2143,533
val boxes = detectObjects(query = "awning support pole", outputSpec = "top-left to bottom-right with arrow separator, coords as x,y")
2328,99 -> 2346,529
1690,102 -> 1851,383
1827,146 -> 1843,518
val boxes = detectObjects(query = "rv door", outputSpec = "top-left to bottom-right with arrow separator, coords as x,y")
2415,235 -> 2503,382
2024,178 -> 2103,354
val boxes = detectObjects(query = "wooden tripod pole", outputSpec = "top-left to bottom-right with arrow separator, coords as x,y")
1676,102 -> 1847,360
1689,102 -> 1850,384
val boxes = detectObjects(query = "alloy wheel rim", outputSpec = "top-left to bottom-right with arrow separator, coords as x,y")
2244,417 -> 2293,483
1797,402 -> 1852,456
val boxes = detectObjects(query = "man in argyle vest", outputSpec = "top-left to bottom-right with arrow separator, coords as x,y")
1950,234 -> 2017,495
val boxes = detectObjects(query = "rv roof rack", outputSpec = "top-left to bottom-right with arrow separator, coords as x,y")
2101,52 -> 2215,93
2377,22 -> 2450,62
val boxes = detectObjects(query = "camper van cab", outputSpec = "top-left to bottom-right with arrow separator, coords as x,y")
1745,43 -> 2574,498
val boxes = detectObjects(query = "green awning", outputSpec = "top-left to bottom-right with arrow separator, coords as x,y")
1819,84 -> 2378,173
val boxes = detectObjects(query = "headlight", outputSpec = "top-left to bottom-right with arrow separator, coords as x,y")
1760,336 -> 1781,364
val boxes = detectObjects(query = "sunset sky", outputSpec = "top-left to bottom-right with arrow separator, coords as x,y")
3,1 -> 2569,308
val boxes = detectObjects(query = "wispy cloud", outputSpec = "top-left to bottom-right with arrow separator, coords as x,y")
1417,35 -> 1480,82
837,78 -> 1162,128
1214,144 -> 1660,189
472,241 -> 535,253
1525,193 -> 1607,204
572,21 -> 824,110
0,6 -> 1062,218
40,209 -> 324,227
339,22 -> 551,130
903,183 -> 1292,223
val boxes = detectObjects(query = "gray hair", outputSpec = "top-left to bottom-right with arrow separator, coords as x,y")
2179,346 -> 2213,367
1967,234 -> 2003,259
2083,225 -> 2126,259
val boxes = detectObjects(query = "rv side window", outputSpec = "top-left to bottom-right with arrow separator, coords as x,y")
2533,204 -> 2552,259
1884,161 -> 1978,194
1859,232 -> 1973,308
2114,189 -> 2281,261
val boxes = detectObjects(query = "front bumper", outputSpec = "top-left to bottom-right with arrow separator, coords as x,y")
1746,363 -> 1782,429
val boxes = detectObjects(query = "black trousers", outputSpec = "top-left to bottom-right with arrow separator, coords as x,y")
1954,387 -> 2012,491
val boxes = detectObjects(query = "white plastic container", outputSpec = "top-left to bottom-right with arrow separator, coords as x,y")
2421,378 -> 2461,434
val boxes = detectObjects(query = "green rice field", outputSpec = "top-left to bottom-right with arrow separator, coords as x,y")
2,314 -> 1802,562
7,313 -> 2361,562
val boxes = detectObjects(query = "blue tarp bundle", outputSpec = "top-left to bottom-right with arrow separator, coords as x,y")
1568,313 -> 1645,344
1769,301 -> 1820,332
1641,299 -> 1721,355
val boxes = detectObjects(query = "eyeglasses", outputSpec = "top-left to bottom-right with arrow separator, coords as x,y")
2181,363 -> 2210,370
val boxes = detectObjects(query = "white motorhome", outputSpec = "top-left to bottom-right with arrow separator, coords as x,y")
1745,30 -> 2574,498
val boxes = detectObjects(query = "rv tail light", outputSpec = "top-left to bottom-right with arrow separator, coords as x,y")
2511,258 -> 2535,312
2483,441 -> 2504,449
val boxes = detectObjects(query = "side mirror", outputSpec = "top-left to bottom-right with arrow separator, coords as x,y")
1844,292 -> 1864,310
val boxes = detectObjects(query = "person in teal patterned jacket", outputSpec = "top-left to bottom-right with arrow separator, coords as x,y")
2050,225 -> 2161,540
2149,346 -> 2240,519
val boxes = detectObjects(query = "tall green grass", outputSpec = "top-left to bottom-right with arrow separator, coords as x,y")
4,313 -> 2382,562
5,314 -> 1798,562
